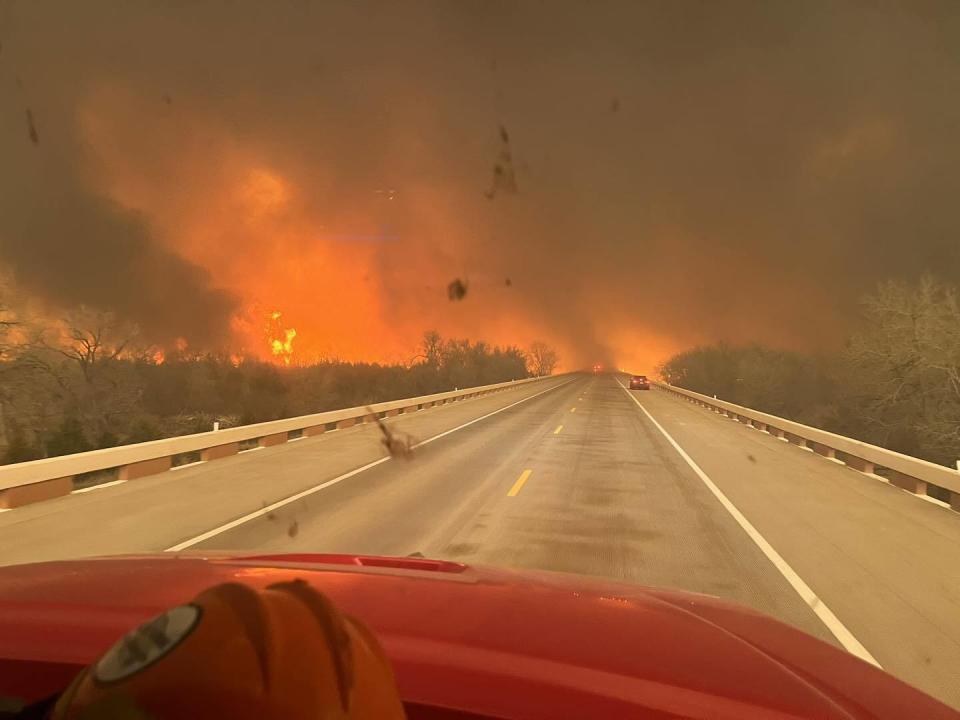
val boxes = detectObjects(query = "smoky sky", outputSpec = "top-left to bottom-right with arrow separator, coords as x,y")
0,4 -> 239,345
2,1 -> 960,365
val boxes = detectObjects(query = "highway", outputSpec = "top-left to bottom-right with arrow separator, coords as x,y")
0,373 -> 958,709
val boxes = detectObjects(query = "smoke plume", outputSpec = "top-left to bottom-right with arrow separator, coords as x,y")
2,2 -> 959,368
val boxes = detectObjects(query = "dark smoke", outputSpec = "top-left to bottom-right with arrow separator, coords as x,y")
0,175 -> 236,345
2,2 -> 960,366
0,169 -> 237,346
0,4 -> 237,347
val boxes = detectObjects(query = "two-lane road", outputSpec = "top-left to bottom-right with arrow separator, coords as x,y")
195,374 -> 837,644
208,376 -> 831,640
1,372 -> 958,708
190,373 -> 960,708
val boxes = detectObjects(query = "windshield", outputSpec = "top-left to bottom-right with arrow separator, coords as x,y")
1,1 -> 959,715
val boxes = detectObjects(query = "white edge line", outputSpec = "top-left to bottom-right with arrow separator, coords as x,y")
171,460 -> 208,471
165,377 -> 575,552
919,494 -> 950,509
667,386 -> 960,513
72,479 -> 128,494
617,379 -> 881,668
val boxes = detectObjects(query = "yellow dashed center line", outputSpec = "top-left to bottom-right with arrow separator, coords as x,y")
553,424 -> 563,435
507,469 -> 532,497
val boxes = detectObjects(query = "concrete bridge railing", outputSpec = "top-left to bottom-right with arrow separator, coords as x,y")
654,382 -> 960,512
0,375 -> 555,509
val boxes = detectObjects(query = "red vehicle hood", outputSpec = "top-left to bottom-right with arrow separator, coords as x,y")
0,553 -> 954,719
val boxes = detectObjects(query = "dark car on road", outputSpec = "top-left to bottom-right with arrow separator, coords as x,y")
629,374 -> 650,390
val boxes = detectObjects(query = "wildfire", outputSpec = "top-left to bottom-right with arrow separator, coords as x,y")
271,328 -> 297,363
152,349 -> 165,365
267,310 -> 297,365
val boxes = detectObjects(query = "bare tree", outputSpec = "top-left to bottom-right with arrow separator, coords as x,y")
47,308 -> 139,376
0,303 -> 16,457
527,341 -> 559,376
0,272 -> 23,362
846,276 -> 960,463
21,307 -> 143,447
0,309 -> 16,361
421,330 -> 443,368
0,277 -> 33,459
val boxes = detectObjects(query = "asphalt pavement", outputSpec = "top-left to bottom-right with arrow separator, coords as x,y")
0,372 -> 957,708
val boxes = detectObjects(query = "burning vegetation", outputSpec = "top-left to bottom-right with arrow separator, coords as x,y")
0,309 -> 546,464
266,311 -> 297,365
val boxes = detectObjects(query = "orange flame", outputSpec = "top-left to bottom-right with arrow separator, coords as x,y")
267,310 -> 297,365
271,328 -> 297,364
152,349 -> 165,365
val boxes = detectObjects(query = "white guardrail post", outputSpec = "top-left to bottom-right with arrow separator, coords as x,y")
0,375 -> 558,510
651,381 -> 960,513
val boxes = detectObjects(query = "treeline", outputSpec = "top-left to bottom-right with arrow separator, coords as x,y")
0,315 -> 555,464
660,277 -> 960,467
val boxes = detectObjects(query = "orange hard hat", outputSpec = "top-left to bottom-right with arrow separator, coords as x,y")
50,579 -> 406,719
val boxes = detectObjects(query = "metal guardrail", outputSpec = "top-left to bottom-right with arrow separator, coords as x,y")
0,375 -> 556,508
651,381 -> 960,512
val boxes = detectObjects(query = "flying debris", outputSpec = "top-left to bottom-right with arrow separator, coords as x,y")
447,278 -> 468,301
162,94 -> 173,105
287,519 -> 299,538
505,277 -> 512,287
367,407 -> 416,460
485,125 -> 518,199
25,109 -> 39,145
610,97 -> 621,113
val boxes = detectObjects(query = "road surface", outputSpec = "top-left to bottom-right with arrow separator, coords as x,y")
0,373 -> 957,708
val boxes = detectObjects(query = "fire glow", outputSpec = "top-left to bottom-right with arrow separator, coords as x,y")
77,102 -> 585,369
267,311 -> 297,365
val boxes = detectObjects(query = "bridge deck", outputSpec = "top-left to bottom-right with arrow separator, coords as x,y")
0,373 -> 956,708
